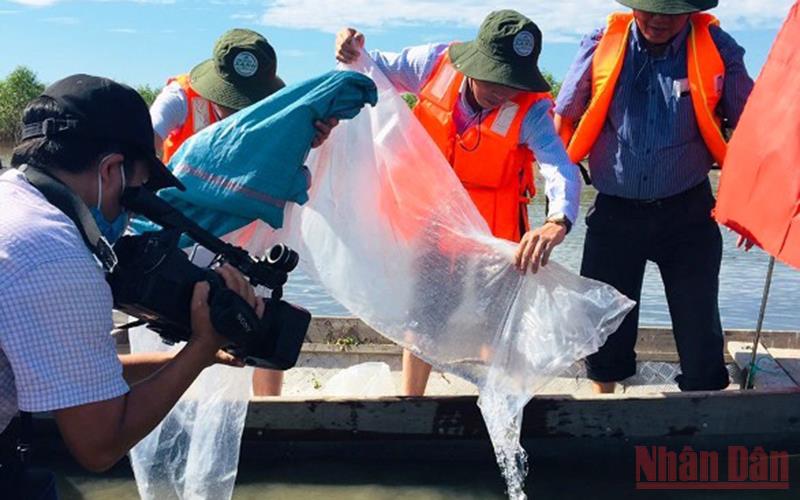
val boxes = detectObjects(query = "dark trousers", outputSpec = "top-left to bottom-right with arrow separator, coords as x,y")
1,459 -> 57,499
581,179 -> 730,391
1,419 -> 58,500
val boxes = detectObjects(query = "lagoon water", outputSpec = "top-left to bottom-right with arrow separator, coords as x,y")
277,171 -> 799,331
46,452 -> 800,499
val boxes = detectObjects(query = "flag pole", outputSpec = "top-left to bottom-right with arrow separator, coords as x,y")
744,256 -> 777,389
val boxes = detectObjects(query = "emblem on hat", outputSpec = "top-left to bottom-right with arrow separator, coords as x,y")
233,51 -> 259,77
513,31 -> 535,57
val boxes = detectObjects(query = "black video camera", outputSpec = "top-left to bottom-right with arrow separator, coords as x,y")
108,187 -> 310,370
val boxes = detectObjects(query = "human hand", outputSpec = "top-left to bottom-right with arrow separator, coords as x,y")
736,234 -> 756,252
514,222 -> 567,274
311,117 -> 340,148
212,349 -> 246,368
214,263 -> 265,318
189,282 -> 228,364
335,27 -> 365,63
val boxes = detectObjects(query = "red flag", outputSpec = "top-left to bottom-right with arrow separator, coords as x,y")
714,1 -> 800,269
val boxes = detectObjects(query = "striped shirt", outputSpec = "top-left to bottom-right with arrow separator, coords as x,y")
555,20 -> 754,199
0,169 -> 129,433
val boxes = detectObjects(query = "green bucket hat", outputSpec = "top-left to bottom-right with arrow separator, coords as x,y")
616,0 -> 719,14
449,10 -> 550,93
190,28 -> 285,111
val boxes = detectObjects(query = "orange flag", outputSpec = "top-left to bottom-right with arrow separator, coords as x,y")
714,1 -> 800,269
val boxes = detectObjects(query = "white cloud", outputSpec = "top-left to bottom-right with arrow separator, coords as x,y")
42,15 -> 79,24
9,0 -> 176,5
260,0 -> 796,41
8,0 -> 60,6
231,12 -> 258,22
108,27 -> 138,33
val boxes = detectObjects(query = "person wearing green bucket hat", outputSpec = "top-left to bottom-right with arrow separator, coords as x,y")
555,0 -> 755,394
151,28 -> 338,165
335,10 -> 583,396
151,29 -> 339,398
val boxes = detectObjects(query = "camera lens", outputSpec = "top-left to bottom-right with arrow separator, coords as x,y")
266,244 -> 299,272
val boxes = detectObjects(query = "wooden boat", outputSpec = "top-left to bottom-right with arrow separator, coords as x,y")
111,317 -> 800,461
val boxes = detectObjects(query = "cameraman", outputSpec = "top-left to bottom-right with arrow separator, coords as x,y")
0,74 -> 260,497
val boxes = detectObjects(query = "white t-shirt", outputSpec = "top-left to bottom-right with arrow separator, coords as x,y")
150,81 -> 191,141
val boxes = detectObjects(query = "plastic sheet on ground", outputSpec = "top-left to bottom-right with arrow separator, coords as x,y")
232,53 -> 635,499
324,361 -> 396,397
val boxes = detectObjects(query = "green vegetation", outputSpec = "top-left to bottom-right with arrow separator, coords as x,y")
542,71 -> 562,98
333,335 -> 362,352
0,67 -> 162,144
136,84 -> 161,107
0,67 -> 45,142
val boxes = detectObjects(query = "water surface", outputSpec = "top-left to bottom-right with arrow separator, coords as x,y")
49,454 -> 800,499
279,171 -> 799,331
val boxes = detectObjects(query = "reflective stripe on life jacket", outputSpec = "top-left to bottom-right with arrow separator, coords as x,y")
161,74 -> 219,164
564,12 -> 727,166
413,48 -> 550,242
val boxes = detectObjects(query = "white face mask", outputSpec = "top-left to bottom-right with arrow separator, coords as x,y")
91,156 -> 128,243
96,155 -> 127,212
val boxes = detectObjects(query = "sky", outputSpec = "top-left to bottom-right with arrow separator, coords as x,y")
0,0 -> 795,90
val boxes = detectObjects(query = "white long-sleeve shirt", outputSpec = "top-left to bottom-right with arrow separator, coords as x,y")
149,80 -> 191,141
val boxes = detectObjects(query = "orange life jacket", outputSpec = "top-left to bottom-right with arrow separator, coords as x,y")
562,12 -> 727,167
161,74 -> 219,164
413,49 -> 550,242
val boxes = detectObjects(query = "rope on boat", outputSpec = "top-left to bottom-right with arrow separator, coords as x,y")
744,256 -> 777,389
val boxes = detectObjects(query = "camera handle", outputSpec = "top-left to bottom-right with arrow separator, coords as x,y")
121,187 -> 289,291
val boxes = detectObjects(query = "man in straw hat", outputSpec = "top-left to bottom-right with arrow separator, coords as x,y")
335,10 -> 583,396
556,0 -> 754,393
151,29 -> 338,397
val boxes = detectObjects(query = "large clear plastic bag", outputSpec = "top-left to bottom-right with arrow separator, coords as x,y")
234,53 -> 635,498
128,327 -> 253,500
